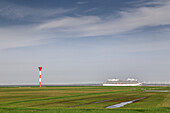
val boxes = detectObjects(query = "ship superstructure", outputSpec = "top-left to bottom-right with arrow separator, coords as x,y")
103,78 -> 141,86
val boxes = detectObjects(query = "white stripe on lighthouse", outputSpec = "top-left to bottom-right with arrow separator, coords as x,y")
39,78 -> 41,82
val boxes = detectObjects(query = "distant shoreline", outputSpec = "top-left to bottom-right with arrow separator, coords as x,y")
0,83 -> 170,87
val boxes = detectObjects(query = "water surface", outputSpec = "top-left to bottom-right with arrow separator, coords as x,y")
106,97 -> 145,108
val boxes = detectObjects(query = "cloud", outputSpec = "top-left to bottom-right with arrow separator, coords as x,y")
36,0 -> 170,37
84,8 -> 98,13
36,16 -> 101,30
0,1 -> 75,21
1,0 -> 170,50
117,38 -> 170,53
0,25 -> 51,50
76,1 -> 88,5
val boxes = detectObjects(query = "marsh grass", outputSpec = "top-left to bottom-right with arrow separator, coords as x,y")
0,86 -> 169,113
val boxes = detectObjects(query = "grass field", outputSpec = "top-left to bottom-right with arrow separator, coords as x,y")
0,86 -> 169,113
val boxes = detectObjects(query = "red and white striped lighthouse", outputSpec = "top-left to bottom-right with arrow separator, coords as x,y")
38,67 -> 42,87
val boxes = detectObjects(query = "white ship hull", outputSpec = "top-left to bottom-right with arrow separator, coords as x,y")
103,83 -> 141,86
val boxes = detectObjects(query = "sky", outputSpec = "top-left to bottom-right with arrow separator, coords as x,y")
0,0 -> 170,85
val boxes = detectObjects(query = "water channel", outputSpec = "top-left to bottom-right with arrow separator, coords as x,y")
106,97 -> 145,108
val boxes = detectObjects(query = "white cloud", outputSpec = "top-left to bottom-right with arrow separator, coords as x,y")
36,16 -> 101,30
0,26 -> 50,50
36,0 -> 170,37
1,0 -> 170,50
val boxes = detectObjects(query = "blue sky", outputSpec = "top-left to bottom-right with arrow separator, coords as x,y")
0,0 -> 170,85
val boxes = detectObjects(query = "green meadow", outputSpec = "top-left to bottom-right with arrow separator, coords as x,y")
0,86 -> 169,113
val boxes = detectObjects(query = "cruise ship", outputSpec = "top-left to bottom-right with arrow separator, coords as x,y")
103,78 -> 142,86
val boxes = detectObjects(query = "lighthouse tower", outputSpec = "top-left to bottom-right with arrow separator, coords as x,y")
38,67 -> 42,87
